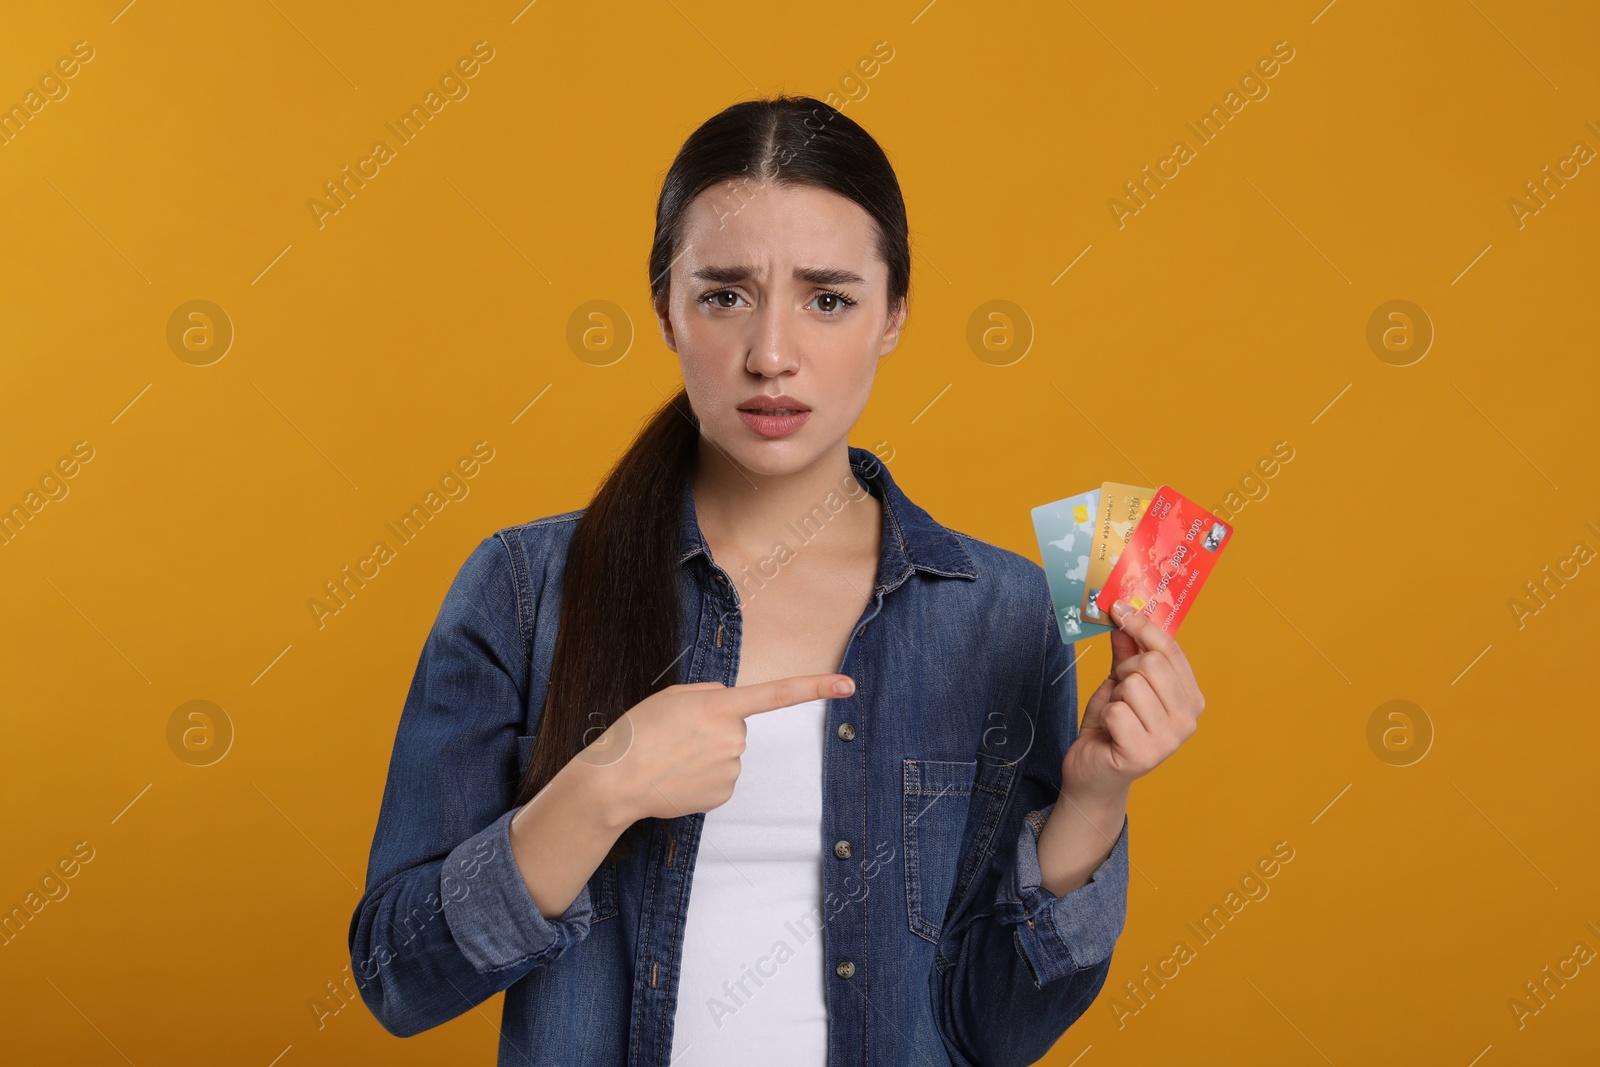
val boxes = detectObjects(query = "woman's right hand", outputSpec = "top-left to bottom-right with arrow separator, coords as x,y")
578,674 -> 856,823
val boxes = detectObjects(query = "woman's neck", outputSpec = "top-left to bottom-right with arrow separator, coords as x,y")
690,441 -> 882,567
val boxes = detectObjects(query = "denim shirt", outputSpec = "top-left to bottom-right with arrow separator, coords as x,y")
349,445 -> 1131,1066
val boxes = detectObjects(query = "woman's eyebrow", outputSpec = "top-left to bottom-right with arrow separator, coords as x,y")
690,264 -> 868,287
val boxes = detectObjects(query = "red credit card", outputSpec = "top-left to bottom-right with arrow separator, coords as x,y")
1094,486 -> 1232,634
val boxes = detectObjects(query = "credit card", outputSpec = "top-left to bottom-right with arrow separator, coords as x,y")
1095,485 -> 1232,634
1082,481 -> 1155,625
1032,488 -> 1115,643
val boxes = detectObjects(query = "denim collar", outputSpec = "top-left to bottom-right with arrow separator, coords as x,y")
676,444 -> 978,593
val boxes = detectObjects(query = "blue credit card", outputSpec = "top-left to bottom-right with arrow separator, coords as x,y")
1031,487 -> 1116,643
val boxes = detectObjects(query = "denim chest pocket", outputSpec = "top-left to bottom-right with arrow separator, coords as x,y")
902,758 -> 978,944
517,733 -> 618,923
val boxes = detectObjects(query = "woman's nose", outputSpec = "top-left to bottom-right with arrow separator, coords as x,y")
745,304 -> 801,376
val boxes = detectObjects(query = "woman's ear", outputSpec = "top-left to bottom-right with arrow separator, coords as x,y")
655,295 -> 678,353
878,297 -> 908,358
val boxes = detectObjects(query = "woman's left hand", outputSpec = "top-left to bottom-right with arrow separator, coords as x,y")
1061,598 -> 1206,801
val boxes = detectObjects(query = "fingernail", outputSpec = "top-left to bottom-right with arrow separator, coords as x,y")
833,679 -> 854,696
1111,599 -> 1132,621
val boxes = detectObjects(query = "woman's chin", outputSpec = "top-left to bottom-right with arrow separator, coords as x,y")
706,429 -> 830,479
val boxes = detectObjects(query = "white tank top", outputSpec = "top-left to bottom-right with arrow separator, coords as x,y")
668,697 -> 829,1064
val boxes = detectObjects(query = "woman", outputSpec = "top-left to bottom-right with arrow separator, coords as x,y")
349,94 -> 1204,1066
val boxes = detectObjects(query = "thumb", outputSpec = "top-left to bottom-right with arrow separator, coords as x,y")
1107,624 -> 1140,672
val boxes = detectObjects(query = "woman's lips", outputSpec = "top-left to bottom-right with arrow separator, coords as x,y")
736,408 -> 811,438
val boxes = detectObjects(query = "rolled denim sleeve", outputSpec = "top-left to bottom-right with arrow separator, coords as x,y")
348,531 -> 594,1038
999,801 -> 1129,987
440,804 -> 594,974
929,568 -> 1130,1067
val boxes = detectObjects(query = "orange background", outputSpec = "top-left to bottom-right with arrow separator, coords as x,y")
3,1 -> 1596,1063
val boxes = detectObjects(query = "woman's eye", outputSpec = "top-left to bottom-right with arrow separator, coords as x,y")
812,291 -> 856,315
702,289 -> 745,309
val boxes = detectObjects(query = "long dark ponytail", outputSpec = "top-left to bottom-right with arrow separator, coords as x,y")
513,93 -> 912,865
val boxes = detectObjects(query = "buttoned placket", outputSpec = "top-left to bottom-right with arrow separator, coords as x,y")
816,574 -> 885,1060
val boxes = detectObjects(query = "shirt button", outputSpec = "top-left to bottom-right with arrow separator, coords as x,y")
835,959 -> 856,979
833,839 -> 852,860
837,722 -> 856,741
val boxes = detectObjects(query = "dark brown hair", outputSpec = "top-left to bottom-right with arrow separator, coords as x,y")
513,94 -> 912,864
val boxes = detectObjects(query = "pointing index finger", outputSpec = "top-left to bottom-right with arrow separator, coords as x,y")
727,674 -> 855,718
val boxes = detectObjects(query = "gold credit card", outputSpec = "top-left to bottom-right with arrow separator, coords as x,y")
1081,480 -> 1155,624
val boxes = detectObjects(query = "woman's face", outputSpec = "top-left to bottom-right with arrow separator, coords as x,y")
655,180 -> 907,478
